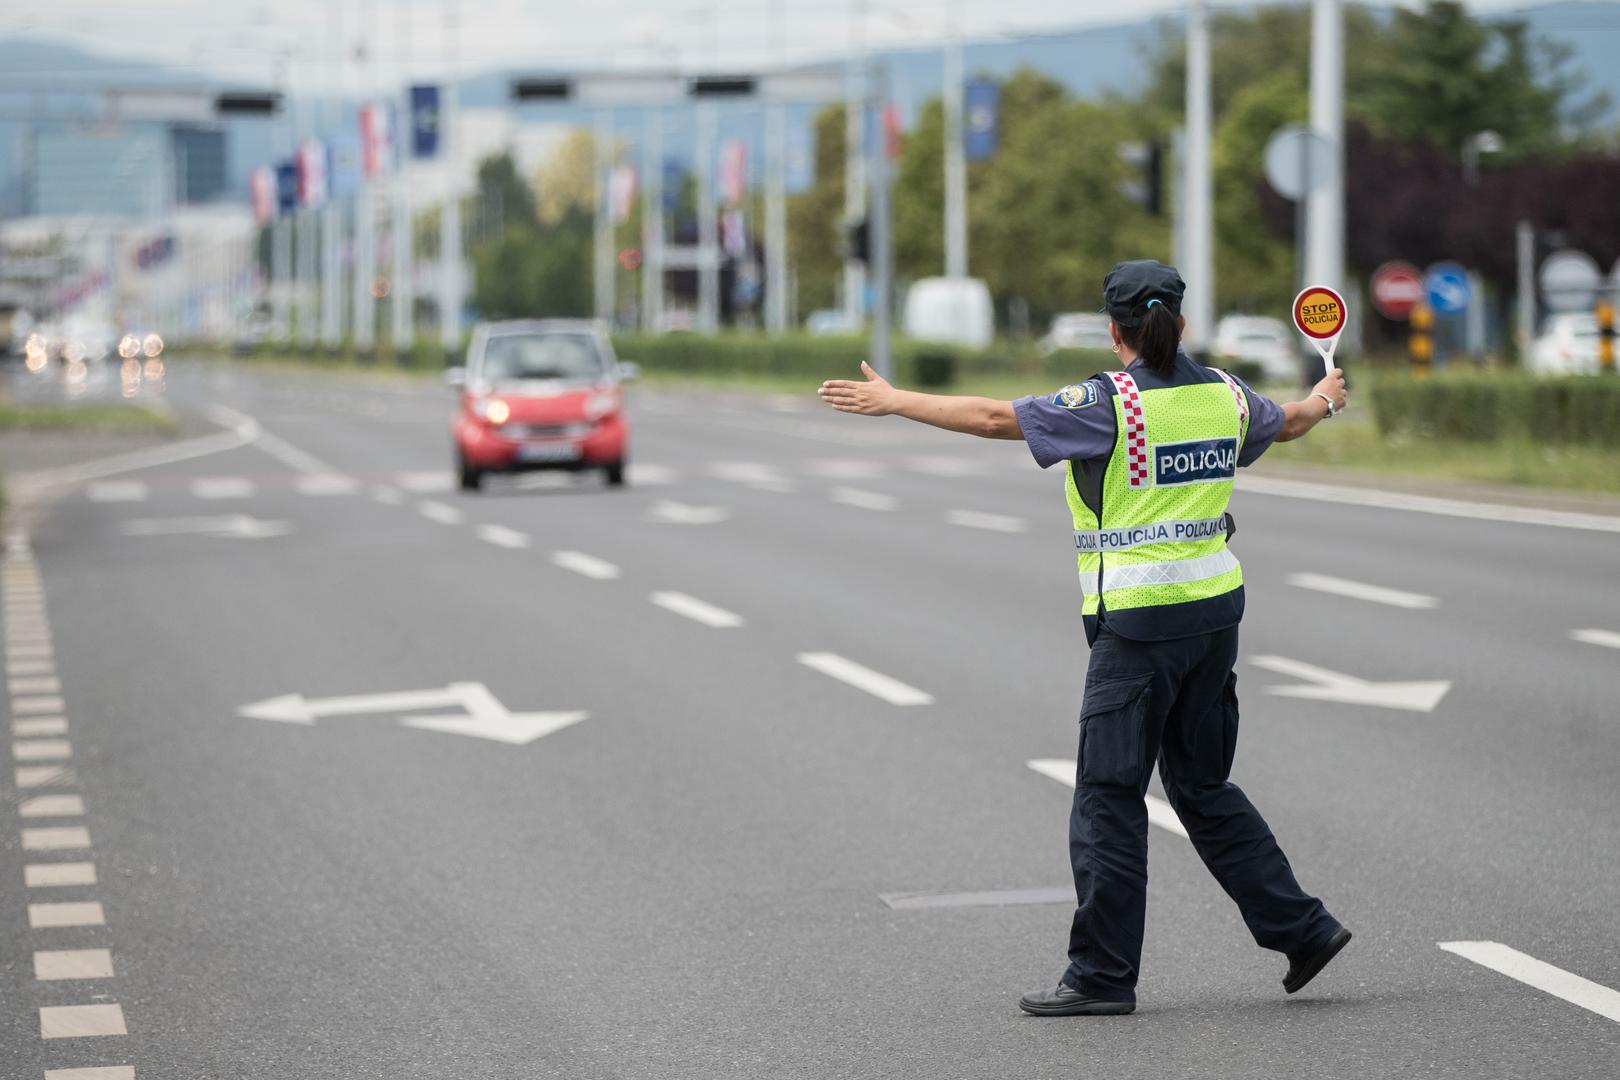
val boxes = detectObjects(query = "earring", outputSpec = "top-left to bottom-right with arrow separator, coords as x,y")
1111,344 -> 1120,354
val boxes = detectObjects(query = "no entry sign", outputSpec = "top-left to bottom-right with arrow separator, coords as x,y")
1370,261 -> 1424,321
1292,285 -> 1347,373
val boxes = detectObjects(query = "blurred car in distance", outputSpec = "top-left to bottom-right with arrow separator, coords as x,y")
1038,312 -> 1114,355
448,319 -> 633,491
1529,313 -> 1601,375
903,277 -> 994,348
1214,314 -> 1300,384
804,308 -> 862,337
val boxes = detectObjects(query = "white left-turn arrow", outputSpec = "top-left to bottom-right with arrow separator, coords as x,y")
236,682 -> 586,745
1251,655 -> 1451,713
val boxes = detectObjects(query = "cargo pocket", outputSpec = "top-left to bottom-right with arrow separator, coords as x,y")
1078,673 -> 1154,788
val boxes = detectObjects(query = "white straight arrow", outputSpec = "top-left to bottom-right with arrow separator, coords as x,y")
1250,655 -> 1451,713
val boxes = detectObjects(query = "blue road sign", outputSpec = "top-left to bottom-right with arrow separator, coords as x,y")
1425,262 -> 1471,315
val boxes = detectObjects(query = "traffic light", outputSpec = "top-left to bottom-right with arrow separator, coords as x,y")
214,92 -> 281,115
844,219 -> 870,265
1116,140 -> 1164,216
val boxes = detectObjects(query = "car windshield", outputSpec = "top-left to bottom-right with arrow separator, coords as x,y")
480,332 -> 605,382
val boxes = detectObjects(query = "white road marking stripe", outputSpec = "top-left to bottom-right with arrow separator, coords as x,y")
1571,628 -> 1620,650
6,660 -> 54,676
396,470 -> 453,493
45,1068 -> 136,1079
22,826 -> 91,850
191,477 -> 254,499
946,509 -> 1028,533
15,696 -> 66,714
9,676 -> 62,694
252,427 -> 337,476
417,500 -> 464,525
1236,474 -> 1620,535
16,765 -> 75,788
35,948 -> 114,981
14,739 -> 72,761
28,902 -> 105,928
7,644 -> 53,659
26,862 -> 97,888
1285,572 -> 1437,609
17,405 -> 255,498
371,485 -> 405,505
295,473 -> 360,496
650,592 -> 745,629
477,524 -> 531,549
1026,758 -> 1190,839
552,551 -> 622,580
85,482 -> 148,503
625,463 -> 677,485
830,487 -> 898,512
796,652 -> 933,706
709,461 -> 794,492
13,717 -> 66,737
1440,941 -> 1620,1024
40,1003 -> 127,1038
20,794 -> 84,817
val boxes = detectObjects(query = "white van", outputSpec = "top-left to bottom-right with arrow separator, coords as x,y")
903,277 -> 995,348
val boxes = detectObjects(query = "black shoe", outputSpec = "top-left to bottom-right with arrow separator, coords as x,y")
1283,926 -> 1352,995
1018,984 -> 1136,1016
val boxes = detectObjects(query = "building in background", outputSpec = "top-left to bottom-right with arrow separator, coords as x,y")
28,121 -> 228,218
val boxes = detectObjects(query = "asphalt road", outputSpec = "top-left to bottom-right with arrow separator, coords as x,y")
3,360 -> 1619,1078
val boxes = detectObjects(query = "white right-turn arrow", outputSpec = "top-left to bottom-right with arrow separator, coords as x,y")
1251,655 -> 1451,713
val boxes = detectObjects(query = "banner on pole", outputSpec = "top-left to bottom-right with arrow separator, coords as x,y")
410,85 -> 441,159
609,165 -> 638,223
359,102 -> 392,177
275,161 -> 299,215
964,80 -> 999,161
328,133 -> 362,198
662,159 -> 685,212
250,166 -> 276,224
720,139 -> 747,206
296,138 -> 327,208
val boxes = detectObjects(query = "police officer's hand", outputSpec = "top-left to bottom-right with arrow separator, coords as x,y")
819,362 -> 899,416
1313,367 -> 1348,413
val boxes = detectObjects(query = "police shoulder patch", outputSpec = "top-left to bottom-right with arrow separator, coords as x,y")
1052,382 -> 1100,410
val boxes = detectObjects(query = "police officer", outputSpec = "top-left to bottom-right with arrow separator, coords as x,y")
818,259 -> 1352,1016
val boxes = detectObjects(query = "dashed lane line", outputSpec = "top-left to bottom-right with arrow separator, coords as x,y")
14,739 -> 72,761
417,500 -> 465,525
35,949 -> 114,981
27,901 -> 105,929
21,826 -> 91,851
191,477 -> 255,500
84,482 -> 148,504
19,794 -> 84,817
1440,941 -> 1620,1025
44,1069 -> 135,1080
26,863 -> 97,888
477,524 -> 531,550
945,509 -> 1028,533
830,487 -> 898,512
13,719 -> 67,737
1285,572 -> 1437,610
796,653 -> 933,706
396,470 -> 454,493
10,677 -> 62,694
1570,628 -> 1620,650
650,592 -> 746,629
551,551 -> 622,581
15,696 -> 66,714
371,485 -> 405,505
1026,759 -> 1189,840
16,765 -> 76,788
39,1003 -> 127,1039
294,473 -> 360,496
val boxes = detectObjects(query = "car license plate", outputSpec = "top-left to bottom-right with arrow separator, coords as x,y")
516,442 -> 582,463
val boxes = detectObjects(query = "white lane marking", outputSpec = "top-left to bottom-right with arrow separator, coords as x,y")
46,1067 -> 135,1079
709,461 -> 795,493
11,697 -> 63,715
397,470 -> 454,493
1440,941 -> 1620,1024
417,500 -> 465,525
296,473 -> 360,496
1236,474 -> 1620,535
830,487 -> 898,512
85,482 -> 148,503
1251,655 -> 1452,713
35,948 -> 115,981
16,765 -> 75,788
477,524 -> 531,549
552,551 -> 622,580
807,458 -> 887,480
648,500 -> 730,525
14,404 -> 256,497
28,901 -> 105,928
20,794 -> 84,817
372,485 -> 405,505
7,659 -> 55,676
39,1003 -> 127,1038
625,463 -> 677,485
9,676 -> 62,694
13,718 -> 67,737
946,509 -> 1028,533
907,455 -> 988,478
26,863 -> 97,888
6,644 -> 53,659
1285,572 -> 1437,610
1571,628 -> 1620,650
796,652 -> 933,706
650,591 -> 745,629
192,477 -> 255,499
21,826 -> 91,850
252,427 -> 338,476
122,514 -> 292,540
14,739 -> 72,761
1026,758 -> 1190,839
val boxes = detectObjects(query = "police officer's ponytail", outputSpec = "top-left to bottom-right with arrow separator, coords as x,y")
1119,298 -> 1180,376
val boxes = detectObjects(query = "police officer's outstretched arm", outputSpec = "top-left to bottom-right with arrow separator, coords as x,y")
818,362 -> 1024,440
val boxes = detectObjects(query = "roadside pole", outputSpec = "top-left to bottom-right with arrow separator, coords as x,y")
765,100 -> 789,333
942,2 -> 966,279
869,66 -> 893,381
1183,0 -> 1214,355
593,109 -> 615,326
697,103 -> 720,333
1515,220 -> 1535,363
437,0 -> 463,354
642,108 -> 665,333
844,1 -> 867,326
1305,0 -> 1345,296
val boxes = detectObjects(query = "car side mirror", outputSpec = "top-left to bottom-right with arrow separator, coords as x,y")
444,366 -> 467,388
616,361 -> 641,383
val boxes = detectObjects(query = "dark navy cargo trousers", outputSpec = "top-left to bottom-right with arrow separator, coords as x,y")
1063,624 -> 1341,1002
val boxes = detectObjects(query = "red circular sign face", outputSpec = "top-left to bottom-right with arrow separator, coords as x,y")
1370,260 -> 1424,321
1292,286 -> 1347,340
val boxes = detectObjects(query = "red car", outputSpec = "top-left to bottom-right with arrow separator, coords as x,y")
449,319 -> 634,490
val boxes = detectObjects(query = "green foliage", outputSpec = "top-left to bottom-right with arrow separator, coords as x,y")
1371,372 -> 1620,446
786,106 -> 851,316
469,149 -> 593,320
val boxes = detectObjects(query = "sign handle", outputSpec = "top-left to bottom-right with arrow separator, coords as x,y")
1312,337 -> 1339,376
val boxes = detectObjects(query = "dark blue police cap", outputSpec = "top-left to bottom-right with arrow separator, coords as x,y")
1103,260 -> 1186,328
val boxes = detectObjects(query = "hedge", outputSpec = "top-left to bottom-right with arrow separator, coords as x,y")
1371,373 -> 1620,447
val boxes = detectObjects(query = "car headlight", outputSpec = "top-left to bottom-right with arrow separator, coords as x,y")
142,333 -> 164,358
474,398 -> 511,424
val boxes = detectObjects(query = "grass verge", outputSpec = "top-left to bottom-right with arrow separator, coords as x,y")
0,403 -> 180,435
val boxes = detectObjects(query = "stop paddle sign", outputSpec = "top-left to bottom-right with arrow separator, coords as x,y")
1371,261 -> 1424,321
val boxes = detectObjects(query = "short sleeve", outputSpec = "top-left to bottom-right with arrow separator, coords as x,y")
1233,377 -> 1286,467
1013,379 -> 1117,469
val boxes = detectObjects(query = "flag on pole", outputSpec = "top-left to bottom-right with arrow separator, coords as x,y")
274,161 -> 299,215
297,138 -> 327,208
359,102 -> 392,177
409,85 -> 441,159
250,166 -> 276,224
720,139 -> 747,206
609,165 -> 638,223
964,80 -> 999,161
328,133 -> 362,198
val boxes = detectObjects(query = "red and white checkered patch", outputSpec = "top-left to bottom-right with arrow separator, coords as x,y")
1104,371 -> 1149,488
1213,368 -> 1250,444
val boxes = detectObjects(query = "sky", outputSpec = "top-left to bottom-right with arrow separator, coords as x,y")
0,0 -> 1550,92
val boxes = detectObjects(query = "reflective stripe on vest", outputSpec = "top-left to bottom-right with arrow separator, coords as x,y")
1074,516 -> 1229,552
1078,548 -> 1241,599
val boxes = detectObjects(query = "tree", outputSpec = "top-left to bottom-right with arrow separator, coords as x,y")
534,130 -> 598,226
786,105 -> 850,316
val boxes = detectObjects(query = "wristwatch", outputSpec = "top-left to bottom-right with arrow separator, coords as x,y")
1312,391 -> 1338,419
